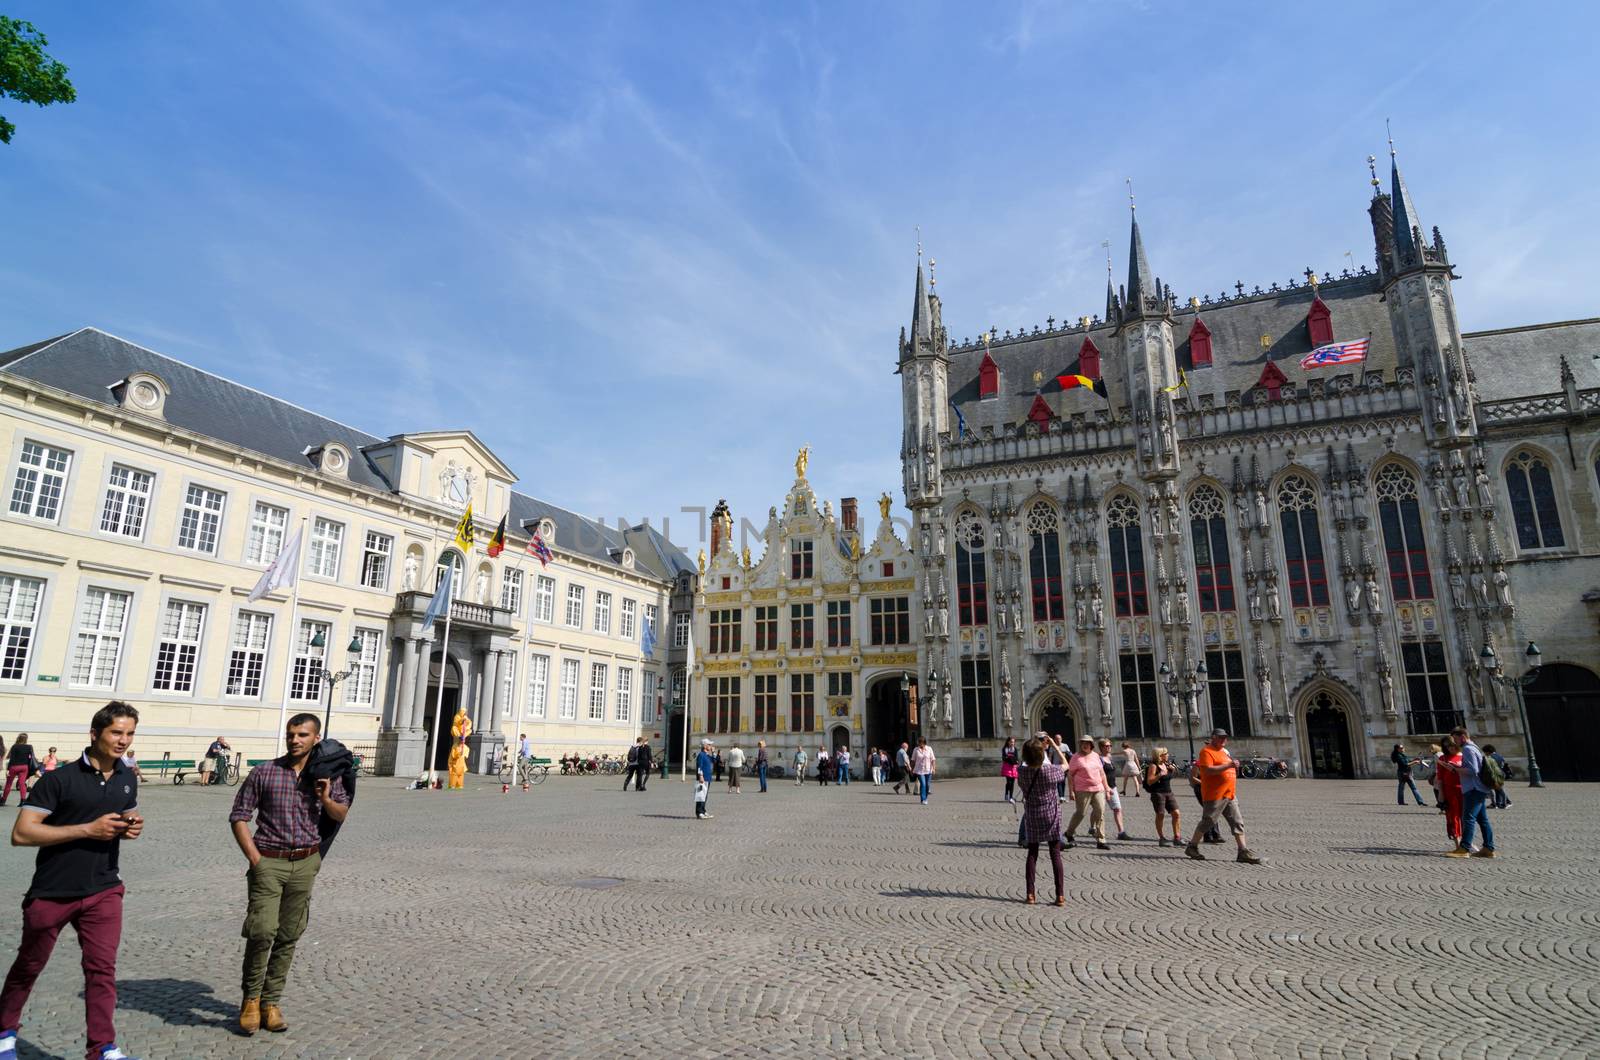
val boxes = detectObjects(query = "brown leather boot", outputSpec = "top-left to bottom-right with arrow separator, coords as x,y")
239,997 -> 261,1035
262,1002 -> 288,1033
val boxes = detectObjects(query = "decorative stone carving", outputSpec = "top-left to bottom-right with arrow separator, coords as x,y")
1448,565 -> 1468,610
476,570 -> 490,605
402,553 -> 418,591
1098,666 -> 1113,721
1363,573 -> 1381,617
1091,584 -> 1104,629
1345,577 -> 1362,615
1255,659 -> 1274,717
1493,562 -> 1512,609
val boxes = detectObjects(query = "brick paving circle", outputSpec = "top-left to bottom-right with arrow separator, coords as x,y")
1,774 -> 1595,1058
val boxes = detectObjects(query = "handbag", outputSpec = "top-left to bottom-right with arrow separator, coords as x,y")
694,781 -> 708,801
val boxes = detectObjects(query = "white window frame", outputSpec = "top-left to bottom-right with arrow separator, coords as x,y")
99,464 -> 154,540
151,598 -> 207,694
620,598 -> 637,640
308,517 -> 344,580
246,501 -> 289,566
501,652 -> 518,718
225,610 -> 273,698
345,626 -> 382,707
588,662 -> 608,721
533,576 -> 556,623
360,531 -> 393,590
526,653 -> 550,719
9,439 -> 73,522
615,666 -> 633,723
290,619 -> 330,702
673,611 -> 690,648
69,587 -> 131,690
558,658 -> 580,719
564,584 -> 585,628
594,590 -> 612,634
176,483 -> 227,554
500,567 -> 524,615
0,574 -> 45,683
642,670 -> 658,724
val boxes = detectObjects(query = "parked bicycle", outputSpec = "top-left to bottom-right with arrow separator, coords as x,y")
1239,756 -> 1290,779
499,755 -> 550,786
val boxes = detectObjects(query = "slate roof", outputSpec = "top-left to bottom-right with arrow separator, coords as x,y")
1462,319 -> 1600,402
0,327 -> 691,581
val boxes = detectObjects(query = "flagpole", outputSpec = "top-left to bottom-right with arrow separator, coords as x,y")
425,568 -> 456,788
274,518 -> 307,755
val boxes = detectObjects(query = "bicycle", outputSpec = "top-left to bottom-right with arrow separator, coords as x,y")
499,756 -> 551,786
598,757 -> 624,776
175,754 -> 240,787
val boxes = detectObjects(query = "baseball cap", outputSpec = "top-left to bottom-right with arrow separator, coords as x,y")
1209,728 -> 1229,738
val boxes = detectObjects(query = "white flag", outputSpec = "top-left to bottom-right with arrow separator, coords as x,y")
683,618 -> 694,674
247,526 -> 303,602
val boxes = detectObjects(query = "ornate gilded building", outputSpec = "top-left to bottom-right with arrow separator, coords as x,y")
899,151 -> 1600,779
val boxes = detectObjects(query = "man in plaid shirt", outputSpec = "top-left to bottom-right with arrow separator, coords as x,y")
228,714 -> 349,1037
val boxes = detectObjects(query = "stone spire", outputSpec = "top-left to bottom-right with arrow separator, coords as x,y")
1127,209 -> 1155,313
1389,145 -> 1424,270
911,256 -> 933,349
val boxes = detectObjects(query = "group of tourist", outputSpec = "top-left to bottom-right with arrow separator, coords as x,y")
1390,724 -> 1507,858
0,702 -> 353,1060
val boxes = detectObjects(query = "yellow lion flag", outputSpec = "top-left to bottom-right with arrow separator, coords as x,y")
452,502 -> 475,554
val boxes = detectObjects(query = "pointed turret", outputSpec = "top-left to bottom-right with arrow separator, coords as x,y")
1127,211 -> 1154,312
912,258 -> 933,348
1389,152 -> 1424,269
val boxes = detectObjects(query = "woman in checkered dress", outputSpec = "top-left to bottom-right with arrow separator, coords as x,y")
1018,734 -> 1067,906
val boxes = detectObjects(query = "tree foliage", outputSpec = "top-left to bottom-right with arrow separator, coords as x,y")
0,16 -> 77,144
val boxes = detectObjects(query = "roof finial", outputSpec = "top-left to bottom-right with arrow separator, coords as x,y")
915,225 -> 922,260
928,258 -> 936,289
1367,154 -> 1380,189
1126,177 -> 1135,212
1102,239 -> 1112,281
1386,118 -> 1395,160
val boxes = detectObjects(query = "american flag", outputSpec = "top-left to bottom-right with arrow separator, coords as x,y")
527,531 -> 554,568
1300,337 -> 1370,369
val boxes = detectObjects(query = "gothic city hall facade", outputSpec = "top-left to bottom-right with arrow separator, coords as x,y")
897,157 -> 1600,780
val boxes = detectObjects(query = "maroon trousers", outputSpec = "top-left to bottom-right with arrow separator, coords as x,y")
0,884 -> 124,1060
0,765 -> 28,802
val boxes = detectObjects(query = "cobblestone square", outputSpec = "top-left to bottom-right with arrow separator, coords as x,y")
2,774 -> 1596,1058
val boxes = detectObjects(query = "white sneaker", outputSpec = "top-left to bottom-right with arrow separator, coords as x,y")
0,1031 -> 16,1056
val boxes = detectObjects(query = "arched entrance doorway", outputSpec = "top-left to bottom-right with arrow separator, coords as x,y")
865,674 -> 917,759
1303,691 -> 1355,778
829,725 -> 852,777
1524,663 -> 1600,781
1030,689 -> 1081,749
421,653 -> 463,772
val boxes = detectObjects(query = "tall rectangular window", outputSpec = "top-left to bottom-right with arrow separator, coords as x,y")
826,671 -> 853,699
500,568 -> 523,614
1117,652 -> 1161,738
225,611 -> 272,697
790,603 -> 814,649
790,672 -> 815,732
1106,496 -> 1149,617
500,653 -> 518,718
594,590 -> 612,633
1188,487 -> 1236,612
247,502 -> 289,565
526,654 -> 551,718
754,606 -> 777,651
709,608 -> 742,654
1402,639 -> 1460,735
345,627 -> 382,707
643,604 -> 659,645
827,600 -> 852,647
790,539 -> 814,580
177,484 -> 226,554
753,673 -> 777,731
1204,649 -> 1252,737
1026,504 -> 1065,622
0,575 -> 44,683
290,619 -> 330,702
708,675 -> 740,733
671,669 -> 686,709
869,597 -> 910,646
673,612 -> 690,648
565,585 -> 585,627
642,670 -> 658,724
152,599 -> 206,693
9,440 -> 71,521
100,465 -> 153,539
588,662 -> 608,720
956,534 -> 988,626
960,659 -> 995,739
361,531 -> 393,590
1276,476 -> 1330,607
620,598 -> 637,640
533,576 -> 556,623
70,588 -> 130,689
558,659 -> 580,719
615,667 -> 633,723
308,517 -> 343,579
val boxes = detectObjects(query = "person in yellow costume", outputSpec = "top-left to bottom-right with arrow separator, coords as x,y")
448,706 -> 472,789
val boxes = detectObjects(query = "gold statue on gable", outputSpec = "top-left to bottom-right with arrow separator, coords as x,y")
795,445 -> 811,480
878,492 -> 893,521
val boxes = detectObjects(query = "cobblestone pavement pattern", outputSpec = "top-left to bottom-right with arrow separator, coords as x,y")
1,774 -> 1596,1058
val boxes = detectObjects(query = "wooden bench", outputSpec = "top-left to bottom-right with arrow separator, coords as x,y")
135,758 -> 193,779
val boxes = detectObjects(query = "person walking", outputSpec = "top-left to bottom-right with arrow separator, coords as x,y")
835,746 -> 851,786
1018,735 -> 1067,906
1482,744 -> 1512,808
1444,725 -> 1498,859
1120,743 -> 1142,798
792,746 -> 807,787
1187,761 -> 1222,843
1098,739 -> 1132,840
228,713 -> 351,1036
1436,736 -> 1463,847
755,741 -> 769,793
41,748 -> 59,773
1001,737 -> 1020,804
2,734 -> 36,805
622,738 -> 642,791
1145,747 -> 1182,847
1064,736 -> 1109,851
635,740 -> 651,791
0,702 -> 144,1060
868,747 -> 883,787
1422,742 -> 1443,808
726,744 -> 745,793
893,742 -> 913,795
1184,729 -> 1262,864
712,747 -> 724,783
1390,743 -> 1426,806
693,740 -> 714,820
911,738 -> 936,805
815,747 -> 830,786
1051,733 -> 1069,803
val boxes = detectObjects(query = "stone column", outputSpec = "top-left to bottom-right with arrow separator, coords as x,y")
492,649 -> 510,727
409,637 -> 435,729
379,634 -> 432,777
476,650 -> 497,731
392,636 -> 417,730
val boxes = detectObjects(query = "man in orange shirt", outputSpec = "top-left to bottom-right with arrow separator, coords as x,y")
1184,729 -> 1262,864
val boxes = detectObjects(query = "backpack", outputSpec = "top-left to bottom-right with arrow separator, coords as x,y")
1140,764 -> 1158,793
1478,752 -> 1504,791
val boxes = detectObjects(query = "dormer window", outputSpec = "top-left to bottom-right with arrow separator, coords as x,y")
978,349 -> 999,399
1256,361 -> 1287,401
1307,297 -> 1334,347
621,547 -> 635,569
316,443 -> 351,478
1188,318 -> 1213,368
790,539 -> 814,579
1027,393 -> 1053,430
109,371 -> 170,419
1077,337 -> 1101,380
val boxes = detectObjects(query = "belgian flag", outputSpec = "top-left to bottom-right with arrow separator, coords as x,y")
1056,373 -> 1109,400
486,514 -> 507,558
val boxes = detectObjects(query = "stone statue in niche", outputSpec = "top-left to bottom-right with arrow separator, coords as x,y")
1345,578 -> 1362,614
476,570 -> 491,605
923,607 -> 937,637
920,523 -> 931,556
1378,666 -> 1396,716
1234,488 -> 1251,528
1175,579 -> 1191,625
1493,562 -> 1512,608
942,685 -> 953,725
1448,565 -> 1469,610
1090,585 -> 1105,629
1164,490 -> 1181,537
1424,370 -> 1445,422
1266,577 -> 1282,621
1075,597 -> 1086,630
402,553 -> 419,591
1158,402 -> 1176,458
1467,671 -> 1485,713
1364,573 -> 1381,616
1254,488 -> 1270,530
1255,661 -> 1273,716
1449,360 -> 1470,419
1430,462 -> 1452,513
1475,466 -> 1493,509
1011,602 -> 1024,632
1160,594 -> 1173,627
935,522 -> 947,555
1248,586 -> 1263,622
1331,487 -> 1349,524
937,601 -> 950,636
1098,668 -> 1113,720
1470,566 -> 1489,608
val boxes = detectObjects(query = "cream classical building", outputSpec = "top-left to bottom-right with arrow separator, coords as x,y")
688,454 -> 919,774
0,328 -> 692,775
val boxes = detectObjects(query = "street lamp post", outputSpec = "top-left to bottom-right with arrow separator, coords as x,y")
1480,640 -> 1544,788
1159,657 -> 1208,764
310,630 -> 365,738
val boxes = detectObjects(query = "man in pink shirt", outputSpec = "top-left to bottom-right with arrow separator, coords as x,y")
1063,735 -> 1109,850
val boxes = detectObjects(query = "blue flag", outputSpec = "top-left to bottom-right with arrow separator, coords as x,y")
641,617 -> 657,657
950,399 -> 967,439
421,563 -> 454,628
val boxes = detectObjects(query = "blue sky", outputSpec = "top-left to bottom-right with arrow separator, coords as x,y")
4,0 -> 1597,553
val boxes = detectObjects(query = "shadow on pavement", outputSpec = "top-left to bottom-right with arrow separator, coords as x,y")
879,887 -> 1015,904
1329,846 -> 1447,857
116,977 -> 235,1029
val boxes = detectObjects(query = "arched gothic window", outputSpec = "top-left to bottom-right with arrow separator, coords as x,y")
1187,486 -> 1234,612
435,548 -> 465,593
1026,502 -> 1064,622
1505,450 -> 1565,550
1105,494 -> 1148,618
954,510 -> 989,627
1374,464 -> 1432,600
1276,475 -> 1329,607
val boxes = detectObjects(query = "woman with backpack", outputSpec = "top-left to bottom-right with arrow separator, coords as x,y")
1017,735 -> 1067,905
1144,747 -> 1182,847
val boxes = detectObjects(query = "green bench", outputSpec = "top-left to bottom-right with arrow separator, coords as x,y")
135,758 -> 193,779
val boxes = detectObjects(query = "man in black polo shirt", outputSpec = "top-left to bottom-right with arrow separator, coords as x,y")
0,702 -> 143,1060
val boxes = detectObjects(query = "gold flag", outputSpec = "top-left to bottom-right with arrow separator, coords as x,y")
452,502 -> 475,554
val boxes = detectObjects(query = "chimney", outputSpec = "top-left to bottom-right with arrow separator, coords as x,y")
841,497 -> 857,534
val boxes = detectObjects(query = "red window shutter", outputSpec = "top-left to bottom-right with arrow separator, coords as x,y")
978,350 -> 999,398
1257,360 -> 1287,400
1307,297 -> 1333,347
1078,337 -> 1101,379
1027,393 -> 1053,429
1188,318 -> 1213,367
